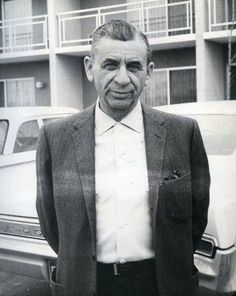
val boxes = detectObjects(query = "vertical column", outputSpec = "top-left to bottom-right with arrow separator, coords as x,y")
47,0 -> 84,109
195,0 -> 225,101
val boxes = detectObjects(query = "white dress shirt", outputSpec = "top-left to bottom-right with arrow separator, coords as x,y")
95,100 -> 154,263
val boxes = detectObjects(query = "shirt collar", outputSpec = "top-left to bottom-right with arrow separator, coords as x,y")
95,99 -> 144,136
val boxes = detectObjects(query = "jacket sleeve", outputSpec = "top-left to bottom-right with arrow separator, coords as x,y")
36,126 -> 59,254
190,120 -> 210,252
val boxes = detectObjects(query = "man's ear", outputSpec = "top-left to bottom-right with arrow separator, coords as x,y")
145,61 -> 154,86
84,56 -> 94,82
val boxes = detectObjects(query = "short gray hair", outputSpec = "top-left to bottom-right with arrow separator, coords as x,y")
91,19 -> 151,64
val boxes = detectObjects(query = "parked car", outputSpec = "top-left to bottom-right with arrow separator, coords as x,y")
155,100 -> 236,295
1,102 -> 236,295
0,107 -> 78,280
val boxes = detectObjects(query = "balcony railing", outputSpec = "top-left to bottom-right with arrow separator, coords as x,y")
0,15 -> 48,53
209,0 -> 236,31
57,0 -> 193,48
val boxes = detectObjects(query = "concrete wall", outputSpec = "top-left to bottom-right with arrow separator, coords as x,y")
198,42 -> 224,101
50,55 -> 84,109
82,63 -> 97,108
195,0 -> 225,101
47,0 -> 81,48
0,61 -> 50,106
47,0 -> 83,108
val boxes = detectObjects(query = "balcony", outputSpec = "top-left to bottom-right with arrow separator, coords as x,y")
0,15 -> 49,64
204,0 -> 236,43
56,0 -> 195,55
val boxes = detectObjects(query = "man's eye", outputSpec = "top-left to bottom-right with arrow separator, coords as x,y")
103,63 -> 118,70
127,64 -> 142,72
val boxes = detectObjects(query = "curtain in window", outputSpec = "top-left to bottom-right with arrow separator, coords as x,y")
6,79 -> 35,106
142,70 -> 168,106
0,82 -> 5,107
168,0 -> 190,35
231,66 -> 236,100
126,0 -> 167,37
126,0 -> 144,30
169,68 -> 196,104
228,0 -> 236,30
145,0 -> 167,38
3,0 -> 33,51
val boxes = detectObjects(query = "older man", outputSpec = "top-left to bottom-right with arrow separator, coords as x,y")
36,19 -> 210,296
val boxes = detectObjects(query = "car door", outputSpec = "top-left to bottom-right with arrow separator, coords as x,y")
0,118 -> 39,219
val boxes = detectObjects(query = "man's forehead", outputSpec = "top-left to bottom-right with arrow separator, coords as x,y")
93,36 -> 147,60
101,54 -> 143,62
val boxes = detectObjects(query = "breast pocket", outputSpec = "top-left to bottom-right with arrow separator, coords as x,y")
161,171 -> 192,222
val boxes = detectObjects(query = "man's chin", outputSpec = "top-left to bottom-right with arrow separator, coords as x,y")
109,99 -> 135,111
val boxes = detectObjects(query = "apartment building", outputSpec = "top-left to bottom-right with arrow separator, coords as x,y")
0,0 -> 235,109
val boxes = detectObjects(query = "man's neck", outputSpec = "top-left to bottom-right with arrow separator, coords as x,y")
98,101 -> 139,122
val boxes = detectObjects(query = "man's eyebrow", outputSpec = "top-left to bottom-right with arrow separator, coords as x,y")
127,60 -> 142,65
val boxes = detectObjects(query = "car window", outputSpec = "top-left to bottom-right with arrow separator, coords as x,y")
13,120 -> 39,153
187,114 -> 236,156
0,120 -> 8,154
43,117 -> 61,124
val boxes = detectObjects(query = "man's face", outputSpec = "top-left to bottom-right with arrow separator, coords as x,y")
84,36 -> 153,120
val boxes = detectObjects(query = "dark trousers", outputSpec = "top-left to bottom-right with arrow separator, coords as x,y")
97,259 -> 158,296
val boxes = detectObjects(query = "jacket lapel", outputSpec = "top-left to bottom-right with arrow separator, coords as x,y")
142,105 -> 167,230
72,104 -> 96,253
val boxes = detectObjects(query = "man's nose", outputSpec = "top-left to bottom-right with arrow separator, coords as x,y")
114,65 -> 130,86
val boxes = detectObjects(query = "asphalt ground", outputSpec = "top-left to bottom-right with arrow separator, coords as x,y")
0,271 -> 50,296
0,270 -> 229,296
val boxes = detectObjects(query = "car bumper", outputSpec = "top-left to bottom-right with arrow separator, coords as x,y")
195,245 -> 236,293
0,233 -> 56,280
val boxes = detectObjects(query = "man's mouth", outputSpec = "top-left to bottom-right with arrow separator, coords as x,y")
109,90 -> 131,98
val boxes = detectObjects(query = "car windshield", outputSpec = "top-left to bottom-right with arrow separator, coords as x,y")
0,120 -> 8,154
14,120 -> 39,153
186,114 -> 236,156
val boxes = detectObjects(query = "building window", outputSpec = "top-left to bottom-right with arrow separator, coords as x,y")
142,66 -> 196,106
0,77 -> 35,107
210,0 -> 236,31
230,65 -> 236,100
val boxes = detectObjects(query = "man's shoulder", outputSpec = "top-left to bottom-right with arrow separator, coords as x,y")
43,104 -> 95,136
142,104 -> 196,129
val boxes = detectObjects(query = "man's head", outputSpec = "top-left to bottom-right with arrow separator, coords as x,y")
84,19 -> 154,121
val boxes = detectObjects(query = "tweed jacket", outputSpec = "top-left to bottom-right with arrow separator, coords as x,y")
36,103 -> 210,296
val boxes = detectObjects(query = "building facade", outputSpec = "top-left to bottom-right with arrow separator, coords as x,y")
0,0 -> 235,109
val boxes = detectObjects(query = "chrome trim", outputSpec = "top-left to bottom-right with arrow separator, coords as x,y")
0,217 -> 44,240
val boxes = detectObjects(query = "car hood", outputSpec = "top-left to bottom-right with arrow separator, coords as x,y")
205,150 -> 236,248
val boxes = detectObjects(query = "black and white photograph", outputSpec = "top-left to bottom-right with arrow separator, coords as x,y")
0,0 -> 236,296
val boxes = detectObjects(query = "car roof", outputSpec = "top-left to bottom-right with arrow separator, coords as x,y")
154,100 -> 236,115
0,106 -> 79,120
